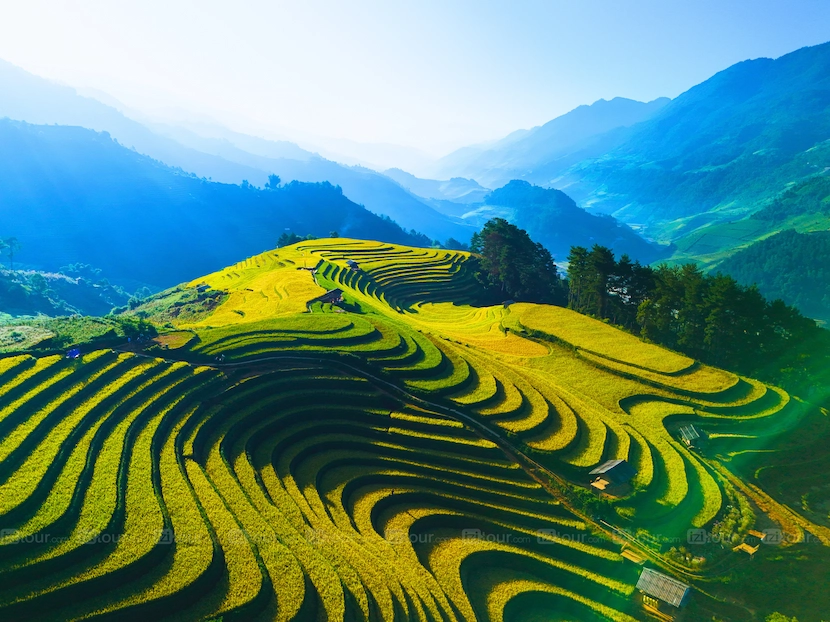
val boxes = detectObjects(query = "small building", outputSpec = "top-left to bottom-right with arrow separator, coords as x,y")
195,283 -> 211,293
65,348 -> 82,359
678,424 -> 707,449
306,288 -> 344,310
346,260 -> 360,271
636,567 -> 691,610
589,459 -> 636,492
733,542 -> 759,557
502,299 -> 515,308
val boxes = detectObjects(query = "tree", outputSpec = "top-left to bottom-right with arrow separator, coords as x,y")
329,231 -> 339,238
29,273 -> 48,294
265,174 -> 281,190
566,247 -> 590,311
586,245 -> 616,318
5,237 -> 20,271
444,237 -> 469,251
471,218 -> 564,305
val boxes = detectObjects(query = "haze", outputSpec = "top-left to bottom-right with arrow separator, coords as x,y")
1,0 -> 828,160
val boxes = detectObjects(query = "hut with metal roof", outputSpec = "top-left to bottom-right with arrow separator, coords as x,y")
678,424 -> 707,449
346,259 -> 360,271
636,567 -> 691,609
589,459 -> 636,492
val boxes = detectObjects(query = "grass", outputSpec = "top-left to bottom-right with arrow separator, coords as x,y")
0,237 -> 817,621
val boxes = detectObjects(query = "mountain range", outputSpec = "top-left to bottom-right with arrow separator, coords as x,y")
0,59 -> 473,243
431,42 -> 830,254
0,119 -> 422,287
429,96 -> 670,189
3,40 -> 830,321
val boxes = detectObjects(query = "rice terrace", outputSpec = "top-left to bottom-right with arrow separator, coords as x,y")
0,238 -> 826,621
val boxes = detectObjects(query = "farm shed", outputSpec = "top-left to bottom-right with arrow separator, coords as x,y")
346,259 -> 360,271
678,424 -> 707,449
636,567 -> 691,608
589,459 -> 636,491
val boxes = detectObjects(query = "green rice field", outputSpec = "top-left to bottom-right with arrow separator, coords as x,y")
0,238 -> 822,621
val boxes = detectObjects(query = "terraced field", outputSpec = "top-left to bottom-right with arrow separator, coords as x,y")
0,238 -> 820,621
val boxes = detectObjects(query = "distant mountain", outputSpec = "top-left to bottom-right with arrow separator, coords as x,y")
718,229 -> 830,323
553,42 -> 830,235
431,97 -> 670,188
383,168 -> 490,203
470,181 -> 663,262
0,59 -> 471,242
152,124 -> 474,241
0,119 -> 424,288
0,59 -> 271,185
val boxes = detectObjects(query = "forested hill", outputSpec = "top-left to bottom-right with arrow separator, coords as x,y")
718,229 -> 830,324
478,180 -> 663,261
0,119 -> 422,288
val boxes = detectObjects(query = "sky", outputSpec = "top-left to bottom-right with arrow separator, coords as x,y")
0,0 -> 829,156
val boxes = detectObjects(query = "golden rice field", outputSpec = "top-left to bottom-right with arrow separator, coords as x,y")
0,238 -> 820,621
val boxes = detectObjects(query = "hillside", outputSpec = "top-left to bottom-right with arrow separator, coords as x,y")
433,42 -> 830,253
0,119 -> 422,288
667,172 -> 830,270
0,59 -> 471,242
718,229 -> 830,324
0,238 -> 825,620
552,42 -> 830,235
431,97 -> 670,189
470,181 -> 664,261
0,267 -> 132,317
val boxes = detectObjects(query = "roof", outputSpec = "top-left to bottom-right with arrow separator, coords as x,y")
678,424 -> 705,443
636,568 -> 691,608
733,542 -> 759,556
346,259 -> 359,267
589,459 -> 636,484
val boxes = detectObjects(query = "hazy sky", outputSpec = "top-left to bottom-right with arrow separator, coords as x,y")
1,0 -> 829,154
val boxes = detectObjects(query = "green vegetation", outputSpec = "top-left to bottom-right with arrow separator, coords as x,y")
566,243 -> 830,392
474,181 -> 662,262
471,217 -> 566,305
718,230 -> 830,324
0,236 -> 827,620
0,265 -> 131,317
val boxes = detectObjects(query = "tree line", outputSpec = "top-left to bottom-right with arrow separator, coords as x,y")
471,218 -> 829,393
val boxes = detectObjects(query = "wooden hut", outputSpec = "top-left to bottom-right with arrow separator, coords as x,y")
589,459 -> 636,493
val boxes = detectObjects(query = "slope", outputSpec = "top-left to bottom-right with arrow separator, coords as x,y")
557,41 -> 830,234
717,229 -> 830,324
0,59 -> 471,243
431,97 -> 670,189
468,181 -> 664,262
0,238 -> 816,619
0,119 -> 422,288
